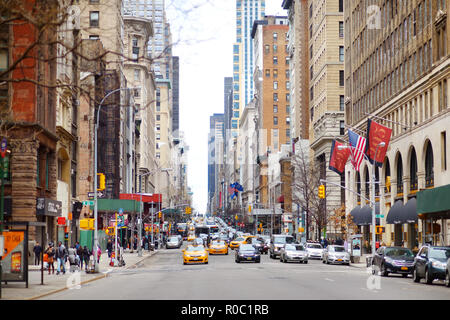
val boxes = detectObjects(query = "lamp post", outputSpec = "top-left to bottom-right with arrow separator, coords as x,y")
93,86 -> 140,272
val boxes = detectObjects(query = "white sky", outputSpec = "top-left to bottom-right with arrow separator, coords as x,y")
166,0 -> 286,213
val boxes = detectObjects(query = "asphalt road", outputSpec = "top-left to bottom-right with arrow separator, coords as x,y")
41,244 -> 450,300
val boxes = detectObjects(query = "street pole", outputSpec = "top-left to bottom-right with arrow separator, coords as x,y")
115,212 -> 118,265
151,200 -> 154,247
371,143 -> 384,258
138,191 -> 142,257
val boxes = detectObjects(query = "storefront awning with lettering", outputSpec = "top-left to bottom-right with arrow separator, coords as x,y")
417,184 -> 450,217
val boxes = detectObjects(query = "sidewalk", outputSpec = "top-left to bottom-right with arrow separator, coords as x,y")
349,254 -> 371,269
1,248 -> 158,300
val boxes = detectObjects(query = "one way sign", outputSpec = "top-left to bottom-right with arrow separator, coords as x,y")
88,191 -> 105,198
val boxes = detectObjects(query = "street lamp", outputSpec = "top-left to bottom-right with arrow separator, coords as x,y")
338,141 -> 385,259
93,86 -> 140,272
137,167 -> 171,257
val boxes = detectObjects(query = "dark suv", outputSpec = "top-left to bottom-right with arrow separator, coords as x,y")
371,246 -> 414,277
269,235 -> 295,259
413,245 -> 450,285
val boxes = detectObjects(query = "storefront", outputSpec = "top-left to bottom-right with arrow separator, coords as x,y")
36,197 -> 62,247
350,204 -> 380,254
417,184 -> 450,246
386,198 -> 418,251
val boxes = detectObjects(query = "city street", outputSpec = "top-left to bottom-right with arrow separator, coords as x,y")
41,244 -> 449,300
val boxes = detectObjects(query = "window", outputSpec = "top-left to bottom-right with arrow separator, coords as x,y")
273,81 -> 278,90
89,11 -> 99,27
273,69 -> 278,78
441,131 -> 447,171
273,116 -> 278,125
286,93 -> 290,101
156,153 -> 160,159
273,44 -> 278,53
339,46 -> 344,62
89,35 -> 99,40
134,88 -> 140,97
134,69 -> 140,81
286,105 -> 290,114
132,37 -> 139,60
286,128 -> 290,139
340,95 -> 345,111
156,115 -> 160,121
339,0 -> 343,12
425,142 -> 434,187
285,69 -> 289,78
339,70 -> 344,86
285,56 -> 289,65
286,81 -> 290,90
273,105 -> 278,113
339,22 -> 344,37
156,124 -> 160,131
265,69 -> 270,77
265,45 -> 270,54
273,32 -> 278,42
273,93 -> 278,102
286,117 -> 290,125
340,121 -> 345,135
156,133 -> 161,140
310,66 -> 313,80
310,87 -> 314,100
273,56 -> 278,65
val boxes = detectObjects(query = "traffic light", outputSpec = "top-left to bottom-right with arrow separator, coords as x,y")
375,226 -> 385,234
97,173 -> 105,191
185,207 -> 192,214
318,184 -> 325,199
158,211 -> 162,218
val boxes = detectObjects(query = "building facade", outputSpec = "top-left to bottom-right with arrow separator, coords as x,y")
344,0 -> 449,249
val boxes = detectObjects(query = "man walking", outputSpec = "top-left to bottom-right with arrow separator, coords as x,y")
33,241 -> 42,265
107,239 -> 113,258
56,241 -> 67,275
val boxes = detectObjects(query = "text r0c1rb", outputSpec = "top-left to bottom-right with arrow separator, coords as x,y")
225,305 -> 269,315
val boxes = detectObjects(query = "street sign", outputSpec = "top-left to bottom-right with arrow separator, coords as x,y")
88,191 -> 105,198
82,200 -> 94,206
376,215 -> 384,218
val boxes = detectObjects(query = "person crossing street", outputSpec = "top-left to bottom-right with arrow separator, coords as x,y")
55,241 -> 68,275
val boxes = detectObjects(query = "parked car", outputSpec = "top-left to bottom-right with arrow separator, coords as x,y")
305,243 -> 324,259
446,258 -> 450,287
166,236 -> 182,249
280,244 -> 308,263
269,235 -> 295,259
413,245 -> 450,284
322,245 -> 351,265
235,244 -> 260,263
371,246 -> 414,277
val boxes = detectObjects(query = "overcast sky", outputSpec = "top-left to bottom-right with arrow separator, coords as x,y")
166,0 -> 286,213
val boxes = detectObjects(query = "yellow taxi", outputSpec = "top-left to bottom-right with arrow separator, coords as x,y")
209,240 -> 228,255
229,235 -> 255,250
182,245 -> 209,265
187,233 -> 196,242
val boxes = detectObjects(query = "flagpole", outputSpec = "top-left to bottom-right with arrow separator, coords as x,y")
364,113 -> 411,129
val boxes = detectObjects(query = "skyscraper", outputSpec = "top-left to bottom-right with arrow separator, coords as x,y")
172,56 -> 180,134
232,0 -> 265,137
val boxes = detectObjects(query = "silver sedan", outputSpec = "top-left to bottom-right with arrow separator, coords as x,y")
280,244 -> 308,264
322,245 -> 350,265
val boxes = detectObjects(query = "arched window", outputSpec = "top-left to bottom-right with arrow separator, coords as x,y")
375,166 -> 380,196
425,142 -> 434,187
365,167 -> 370,199
356,172 -> 361,203
410,148 -> 418,191
397,154 -> 403,194
384,158 -> 391,193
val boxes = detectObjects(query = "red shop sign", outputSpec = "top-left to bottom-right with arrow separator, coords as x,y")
57,217 -> 66,225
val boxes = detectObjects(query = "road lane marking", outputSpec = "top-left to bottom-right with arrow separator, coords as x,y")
324,278 -> 335,282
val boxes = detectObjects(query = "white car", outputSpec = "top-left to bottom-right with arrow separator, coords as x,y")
322,245 -> 350,265
306,243 -> 324,259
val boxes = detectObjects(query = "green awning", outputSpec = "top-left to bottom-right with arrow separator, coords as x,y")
417,184 -> 450,215
97,199 -> 140,213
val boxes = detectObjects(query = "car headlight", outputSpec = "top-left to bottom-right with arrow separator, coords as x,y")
431,261 -> 446,269
384,257 -> 394,264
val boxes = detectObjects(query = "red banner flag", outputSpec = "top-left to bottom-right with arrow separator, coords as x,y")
365,118 -> 392,167
329,140 -> 350,175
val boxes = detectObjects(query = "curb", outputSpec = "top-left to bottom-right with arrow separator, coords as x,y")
25,250 -> 158,300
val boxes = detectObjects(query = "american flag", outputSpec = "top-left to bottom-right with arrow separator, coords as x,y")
348,129 -> 366,171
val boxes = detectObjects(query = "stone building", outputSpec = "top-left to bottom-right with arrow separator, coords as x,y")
344,0 -> 449,249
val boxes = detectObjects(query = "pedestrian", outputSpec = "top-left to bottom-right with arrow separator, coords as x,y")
76,244 -> 84,269
82,246 -> 91,271
55,241 -> 67,275
33,241 -> 42,265
75,241 -> 80,251
96,244 -> 102,264
107,239 -> 113,258
44,242 -> 55,274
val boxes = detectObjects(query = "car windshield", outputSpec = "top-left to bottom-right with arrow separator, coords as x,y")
330,246 -> 346,252
168,237 -> 178,242
273,237 -> 294,244
212,241 -> 225,246
234,237 -> 245,242
385,248 -> 414,257
239,244 -> 255,251
285,244 -> 304,251
186,246 -> 204,252
429,247 -> 450,260
307,244 -> 323,249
